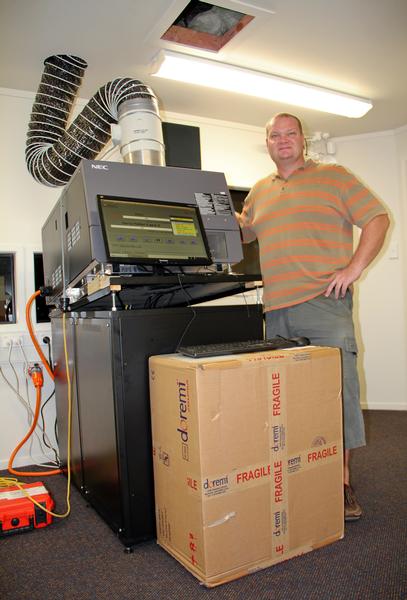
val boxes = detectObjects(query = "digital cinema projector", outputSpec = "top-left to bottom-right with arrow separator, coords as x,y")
41,159 -> 244,304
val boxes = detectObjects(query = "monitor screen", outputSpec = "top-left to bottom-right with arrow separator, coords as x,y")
98,195 -> 212,266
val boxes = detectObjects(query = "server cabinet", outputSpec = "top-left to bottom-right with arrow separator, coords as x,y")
51,304 -> 263,548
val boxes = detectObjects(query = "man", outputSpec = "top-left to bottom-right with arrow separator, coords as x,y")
236,113 -> 389,521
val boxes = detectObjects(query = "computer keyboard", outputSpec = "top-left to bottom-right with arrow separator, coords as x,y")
177,336 -> 310,358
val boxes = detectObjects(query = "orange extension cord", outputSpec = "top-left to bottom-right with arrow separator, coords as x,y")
7,290 -> 62,477
26,290 -> 54,381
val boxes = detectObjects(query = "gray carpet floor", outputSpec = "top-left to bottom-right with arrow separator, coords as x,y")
1,410 -> 406,600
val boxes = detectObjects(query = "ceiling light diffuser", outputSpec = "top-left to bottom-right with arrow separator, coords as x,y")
150,50 -> 372,118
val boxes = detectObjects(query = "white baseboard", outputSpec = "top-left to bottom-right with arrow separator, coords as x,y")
0,452 -> 57,472
361,402 -> 407,411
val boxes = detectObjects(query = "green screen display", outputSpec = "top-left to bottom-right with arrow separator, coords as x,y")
98,195 -> 211,266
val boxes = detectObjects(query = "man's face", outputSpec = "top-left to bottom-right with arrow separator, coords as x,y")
266,116 -> 305,165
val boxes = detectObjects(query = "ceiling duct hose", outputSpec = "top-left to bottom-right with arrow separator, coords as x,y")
25,54 -> 165,187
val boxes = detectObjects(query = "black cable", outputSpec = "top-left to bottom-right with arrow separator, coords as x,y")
54,418 -> 59,447
40,389 -> 55,439
144,294 -> 153,309
175,274 -> 197,351
145,283 -> 187,309
42,336 -> 53,372
39,388 -> 60,465
115,291 -> 125,309
164,291 -> 177,308
151,288 -> 178,308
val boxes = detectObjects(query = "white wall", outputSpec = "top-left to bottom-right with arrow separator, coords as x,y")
0,90 -> 61,469
334,132 -> 407,409
162,112 -> 272,188
394,125 -> 407,327
0,87 -> 406,468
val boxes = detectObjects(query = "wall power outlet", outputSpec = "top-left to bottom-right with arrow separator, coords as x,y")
0,335 -> 24,348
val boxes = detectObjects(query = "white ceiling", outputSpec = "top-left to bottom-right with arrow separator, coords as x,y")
1,0 -> 407,138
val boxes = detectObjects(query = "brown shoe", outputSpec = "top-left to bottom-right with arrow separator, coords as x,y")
344,484 -> 362,521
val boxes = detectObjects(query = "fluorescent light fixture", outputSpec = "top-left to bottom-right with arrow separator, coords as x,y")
151,50 -> 372,119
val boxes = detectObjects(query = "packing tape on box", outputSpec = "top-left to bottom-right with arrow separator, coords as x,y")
287,442 -> 342,474
267,367 -> 289,558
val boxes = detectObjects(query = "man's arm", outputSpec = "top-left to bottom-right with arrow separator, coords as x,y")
325,214 -> 390,299
235,211 -> 257,243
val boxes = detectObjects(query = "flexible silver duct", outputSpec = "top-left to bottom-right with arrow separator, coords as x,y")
112,95 -> 165,166
26,54 -> 165,187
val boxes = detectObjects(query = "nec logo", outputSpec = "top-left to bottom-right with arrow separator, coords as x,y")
91,164 -> 109,170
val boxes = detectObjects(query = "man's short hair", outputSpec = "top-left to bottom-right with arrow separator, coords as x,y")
266,113 -> 304,135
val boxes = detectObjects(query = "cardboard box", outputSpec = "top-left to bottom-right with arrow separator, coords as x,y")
149,346 -> 344,587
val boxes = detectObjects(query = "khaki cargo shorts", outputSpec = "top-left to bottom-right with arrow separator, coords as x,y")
265,292 -> 365,450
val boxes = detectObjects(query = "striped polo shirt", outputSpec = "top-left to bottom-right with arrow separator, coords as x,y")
240,159 -> 387,311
